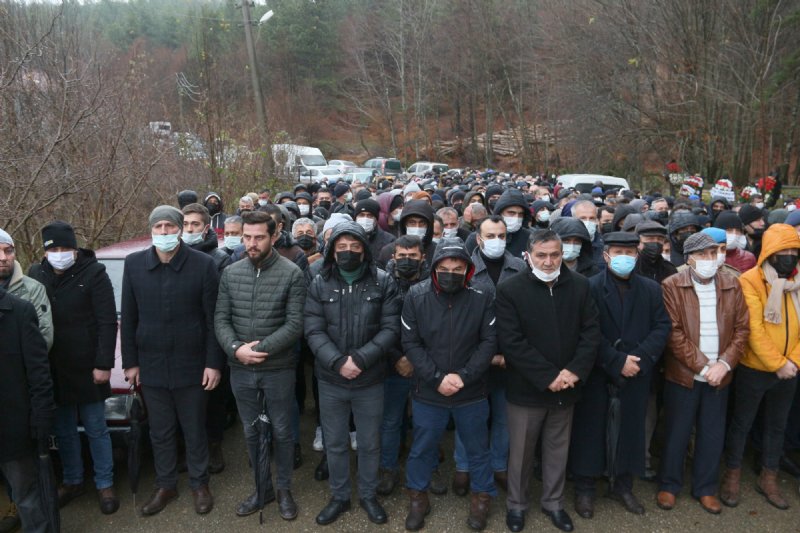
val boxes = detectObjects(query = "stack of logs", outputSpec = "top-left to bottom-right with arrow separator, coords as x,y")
436,123 -> 564,158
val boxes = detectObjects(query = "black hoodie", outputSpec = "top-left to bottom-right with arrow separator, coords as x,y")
203,192 -> 226,230
465,189 -> 532,259
549,217 -> 601,278
378,200 -> 436,268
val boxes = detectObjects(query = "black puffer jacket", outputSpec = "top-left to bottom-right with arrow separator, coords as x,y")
190,227 -> 232,273
29,249 -> 117,405
550,217 -> 602,278
401,238 -> 497,407
304,222 -> 401,388
215,250 -> 306,372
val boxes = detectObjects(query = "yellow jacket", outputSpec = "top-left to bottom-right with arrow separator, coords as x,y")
739,223 -> 800,372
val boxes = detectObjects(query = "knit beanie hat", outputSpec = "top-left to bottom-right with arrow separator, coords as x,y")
42,221 -> 77,250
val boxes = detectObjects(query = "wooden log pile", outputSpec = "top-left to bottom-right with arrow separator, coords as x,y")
436,122 -> 568,158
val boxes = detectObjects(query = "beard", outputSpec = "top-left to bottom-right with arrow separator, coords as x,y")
247,246 -> 272,267
0,262 -> 12,281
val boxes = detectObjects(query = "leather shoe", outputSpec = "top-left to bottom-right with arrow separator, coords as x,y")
360,497 -> 387,524
57,483 -> 85,508
542,508 -> 574,532
610,491 -> 645,515
315,498 -> 351,525
236,490 -> 275,516
506,509 -> 525,532
314,454 -> 329,482
192,485 -> 213,515
574,494 -> 594,519
277,489 -> 298,520
98,487 -> 119,515
141,487 -> 178,516
698,495 -> 722,515
453,471 -> 470,497
656,491 -> 675,510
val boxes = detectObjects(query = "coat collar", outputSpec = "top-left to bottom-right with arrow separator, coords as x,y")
673,267 -> 737,290
145,242 -> 189,272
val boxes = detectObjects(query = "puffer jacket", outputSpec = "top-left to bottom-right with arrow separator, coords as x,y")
305,222 -> 401,388
215,250 -> 306,371
662,268 -> 749,388
739,223 -> 800,371
725,247 -> 757,274
9,260 -> 53,350
401,238 -> 497,407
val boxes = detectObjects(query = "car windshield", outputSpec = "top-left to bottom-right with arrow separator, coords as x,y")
321,169 -> 340,175
99,258 -> 124,314
385,160 -> 402,171
302,155 -> 326,166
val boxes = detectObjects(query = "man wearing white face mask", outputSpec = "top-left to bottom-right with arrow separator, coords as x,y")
550,218 -> 602,278
182,204 -> 232,273
571,200 -> 606,270
466,189 -> 532,260
713,211 -> 756,273
354,199 -> 395,267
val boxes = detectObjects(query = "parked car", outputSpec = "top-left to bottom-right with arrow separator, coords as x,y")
343,167 -> 378,185
328,159 -> 357,173
299,166 -> 345,184
556,173 -> 630,193
406,161 -> 449,177
364,157 -> 403,176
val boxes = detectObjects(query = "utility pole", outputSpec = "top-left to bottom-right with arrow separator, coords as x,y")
239,0 -> 271,172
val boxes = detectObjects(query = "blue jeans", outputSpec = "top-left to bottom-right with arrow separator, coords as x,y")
53,401 -> 114,489
454,384 -> 508,473
406,399 -> 496,495
380,374 -> 411,470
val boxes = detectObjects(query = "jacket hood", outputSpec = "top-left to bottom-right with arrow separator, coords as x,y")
322,221 -> 373,266
493,189 -> 531,226
464,191 -> 485,206
377,190 -> 402,231
611,204 -> 637,231
757,223 -> 800,266
550,217 -> 591,245
669,212 -> 700,236
399,200 -> 435,244
204,192 -> 223,211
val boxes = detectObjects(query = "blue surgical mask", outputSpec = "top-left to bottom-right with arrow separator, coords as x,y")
181,231 -> 204,245
609,254 -> 636,277
152,233 -> 180,252
224,236 -> 242,249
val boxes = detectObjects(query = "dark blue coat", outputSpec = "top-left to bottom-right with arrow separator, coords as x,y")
569,268 -> 671,478
121,243 -> 224,389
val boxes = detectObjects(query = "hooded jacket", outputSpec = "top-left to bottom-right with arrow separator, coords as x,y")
550,217 -> 601,278
8,260 -> 53,350
401,238 -> 497,407
739,224 -> 800,372
668,212 -> 700,266
378,200 -> 436,268
204,192 -> 226,230
465,189 -> 532,260
377,191 -> 403,235
304,222 -> 401,388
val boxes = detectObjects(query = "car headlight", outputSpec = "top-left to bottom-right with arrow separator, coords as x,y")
104,394 -> 134,421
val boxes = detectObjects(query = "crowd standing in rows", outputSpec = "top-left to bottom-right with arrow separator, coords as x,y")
2,168 -> 800,532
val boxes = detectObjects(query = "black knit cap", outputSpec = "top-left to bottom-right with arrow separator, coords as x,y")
42,220 -> 77,250
713,210 -> 744,231
738,205 -> 764,227
354,198 -> 380,219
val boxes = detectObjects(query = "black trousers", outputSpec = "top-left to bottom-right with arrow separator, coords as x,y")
206,364 -> 231,444
143,384 -> 209,490
659,380 -> 728,497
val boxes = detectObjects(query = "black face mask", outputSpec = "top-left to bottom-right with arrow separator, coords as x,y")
651,211 -> 669,224
295,235 -> 316,251
769,255 -> 798,278
436,271 -> 465,293
640,242 -> 664,262
336,251 -> 363,271
673,231 -> 694,253
488,200 -> 497,212
750,227 -> 765,240
395,258 -> 421,279
600,222 -> 614,235
206,202 -> 220,216
319,200 -> 332,210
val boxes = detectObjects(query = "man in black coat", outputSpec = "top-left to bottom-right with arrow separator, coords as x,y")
28,221 -> 119,515
121,206 -> 224,517
569,232 -> 671,518
304,221 -> 400,526
496,229 -> 601,533
0,287 -> 56,533
402,237 -> 497,532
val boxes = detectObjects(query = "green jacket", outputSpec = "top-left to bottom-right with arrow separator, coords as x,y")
215,251 -> 306,372
9,261 -> 53,351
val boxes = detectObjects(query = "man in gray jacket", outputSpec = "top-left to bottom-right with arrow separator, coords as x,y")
215,211 -> 306,521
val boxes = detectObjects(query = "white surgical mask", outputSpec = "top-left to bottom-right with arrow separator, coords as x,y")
258,199 -> 268,207
224,236 -> 242,249
345,192 -> 353,202
755,202 -> 765,209
716,252 -> 726,267
481,238 -> 506,259
536,211 -> 551,223
582,220 -> 597,240
541,195 -> 551,203
392,210 -> 402,222
152,233 -> 180,253
181,231 -> 204,245
432,237 -> 441,245
504,216 -> 523,233
356,217 -> 376,233
298,204 -> 310,216
562,243 -> 581,262
407,226 -> 427,238
691,259 -> 719,280
47,250 -> 75,271
531,263 -> 560,283
443,228 -> 458,239
662,252 -> 672,262
726,233 -> 747,250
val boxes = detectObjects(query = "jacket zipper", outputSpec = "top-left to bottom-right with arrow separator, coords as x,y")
250,267 -> 260,369
448,294 -> 454,406
784,293 -> 789,357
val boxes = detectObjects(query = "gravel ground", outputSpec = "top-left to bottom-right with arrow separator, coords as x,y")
5,400 -> 800,532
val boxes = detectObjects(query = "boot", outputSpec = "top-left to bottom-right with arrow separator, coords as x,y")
405,490 -> 430,531
719,467 -> 741,507
452,471 -> 470,497
467,492 -> 491,531
208,442 -> 225,474
756,468 -> 789,510
0,503 -> 20,533
377,468 -> 399,496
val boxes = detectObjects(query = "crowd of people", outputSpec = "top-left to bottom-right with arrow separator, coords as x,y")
2,168 -> 800,533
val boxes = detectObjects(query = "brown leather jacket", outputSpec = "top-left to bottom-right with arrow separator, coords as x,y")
661,269 -> 749,389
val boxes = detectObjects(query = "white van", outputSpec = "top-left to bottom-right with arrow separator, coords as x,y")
272,144 -> 328,175
556,174 -> 630,193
